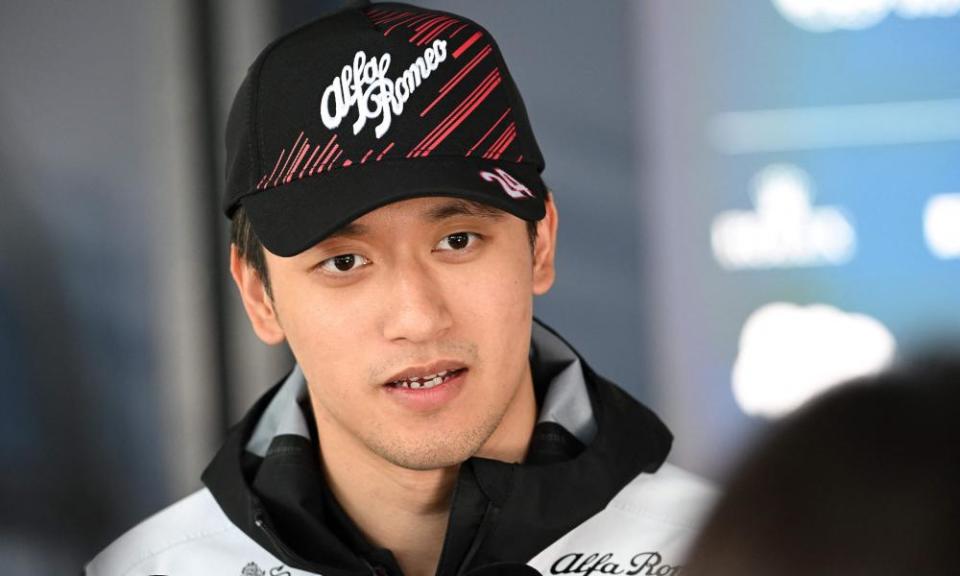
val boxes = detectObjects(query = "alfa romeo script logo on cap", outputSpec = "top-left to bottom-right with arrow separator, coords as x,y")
321,40 -> 449,139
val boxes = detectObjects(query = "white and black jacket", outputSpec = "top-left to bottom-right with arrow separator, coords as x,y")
86,321 -> 715,576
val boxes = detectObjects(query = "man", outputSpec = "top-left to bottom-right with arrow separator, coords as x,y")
86,2 -> 713,575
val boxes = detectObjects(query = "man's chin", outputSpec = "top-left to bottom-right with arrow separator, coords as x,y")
377,442 -> 479,471
368,429 -> 492,471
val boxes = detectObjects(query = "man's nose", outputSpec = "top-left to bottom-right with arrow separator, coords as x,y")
380,259 -> 453,343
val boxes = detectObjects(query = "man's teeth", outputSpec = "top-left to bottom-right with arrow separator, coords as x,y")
394,370 -> 451,389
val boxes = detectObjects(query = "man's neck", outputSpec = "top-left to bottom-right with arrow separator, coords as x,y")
313,374 -> 537,576
324,446 -> 458,576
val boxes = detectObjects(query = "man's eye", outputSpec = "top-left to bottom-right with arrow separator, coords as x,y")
435,232 -> 479,251
318,254 -> 369,273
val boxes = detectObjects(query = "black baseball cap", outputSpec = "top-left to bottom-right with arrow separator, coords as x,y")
224,1 -> 548,257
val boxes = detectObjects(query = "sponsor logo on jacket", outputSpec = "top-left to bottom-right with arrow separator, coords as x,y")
241,561 -> 293,576
550,552 -> 681,576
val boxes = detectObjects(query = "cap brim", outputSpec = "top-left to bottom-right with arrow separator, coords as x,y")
242,157 -> 547,257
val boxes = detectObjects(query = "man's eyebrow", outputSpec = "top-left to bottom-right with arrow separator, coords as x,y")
423,199 -> 507,221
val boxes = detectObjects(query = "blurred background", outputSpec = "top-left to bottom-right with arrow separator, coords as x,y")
1,0 -> 958,572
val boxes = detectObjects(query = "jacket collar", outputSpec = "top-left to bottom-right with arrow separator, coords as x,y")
203,319 -> 672,575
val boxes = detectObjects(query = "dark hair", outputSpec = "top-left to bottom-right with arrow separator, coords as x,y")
230,205 -> 273,295
230,203 -> 540,296
684,359 -> 960,576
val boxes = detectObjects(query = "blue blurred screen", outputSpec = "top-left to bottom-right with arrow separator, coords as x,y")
635,1 -> 960,477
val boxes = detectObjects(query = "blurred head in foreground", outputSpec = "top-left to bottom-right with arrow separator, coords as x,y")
685,358 -> 960,576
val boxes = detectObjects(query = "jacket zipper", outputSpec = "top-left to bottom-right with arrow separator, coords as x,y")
255,511 -> 312,568
256,511 -> 390,576
455,502 -> 501,576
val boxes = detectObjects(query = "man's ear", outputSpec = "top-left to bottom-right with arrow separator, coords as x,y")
230,245 -> 286,345
532,192 -> 558,295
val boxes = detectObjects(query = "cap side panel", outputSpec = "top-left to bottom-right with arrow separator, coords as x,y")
250,35 -> 284,190
485,34 -> 544,173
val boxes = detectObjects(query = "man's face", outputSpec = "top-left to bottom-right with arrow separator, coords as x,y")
233,196 -> 557,470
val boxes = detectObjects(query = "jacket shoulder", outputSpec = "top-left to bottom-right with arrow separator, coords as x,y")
609,462 -> 717,529
84,488 -> 239,575
527,463 -> 716,574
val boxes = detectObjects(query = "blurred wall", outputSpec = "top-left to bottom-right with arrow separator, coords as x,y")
0,1 -> 179,571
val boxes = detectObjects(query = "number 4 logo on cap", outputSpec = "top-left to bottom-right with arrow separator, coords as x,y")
479,168 -> 535,199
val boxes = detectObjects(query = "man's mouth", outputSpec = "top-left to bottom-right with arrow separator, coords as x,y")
385,366 -> 468,390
